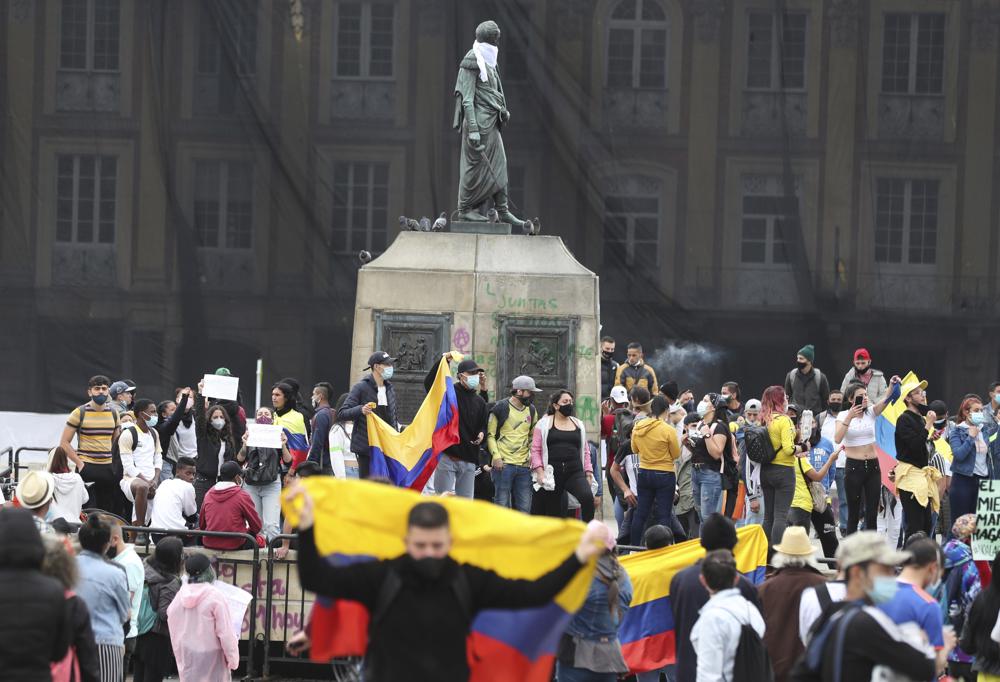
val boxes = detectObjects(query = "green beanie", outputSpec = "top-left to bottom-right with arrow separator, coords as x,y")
798,344 -> 815,363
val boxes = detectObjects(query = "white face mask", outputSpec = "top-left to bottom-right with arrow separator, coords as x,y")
211,417 -> 226,431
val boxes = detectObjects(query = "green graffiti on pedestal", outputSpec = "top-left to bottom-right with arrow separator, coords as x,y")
577,396 -> 599,424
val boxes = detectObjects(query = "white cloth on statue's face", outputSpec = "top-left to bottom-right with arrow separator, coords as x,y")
472,40 -> 498,82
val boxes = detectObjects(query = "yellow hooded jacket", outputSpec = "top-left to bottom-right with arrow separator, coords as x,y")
630,416 -> 680,473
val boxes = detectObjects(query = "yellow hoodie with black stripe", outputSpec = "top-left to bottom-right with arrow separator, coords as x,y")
630,416 -> 680,472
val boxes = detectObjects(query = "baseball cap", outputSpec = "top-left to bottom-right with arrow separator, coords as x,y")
219,461 -> 244,482
214,367 -> 232,376
854,348 -> 871,362
109,381 -> 129,399
835,530 -> 911,570
122,379 -> 137,392
609,385 -> 629,404
456,359 -> 482,374
512,375 -> 542,392
365,351 -> 396,370
744,399 -> 762,411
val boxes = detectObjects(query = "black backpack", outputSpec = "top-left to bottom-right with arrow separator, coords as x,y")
731,618 -> 775,682
111,424 -> 158,480
244,447 -> 279,485
611,409 -> 637,460
744,425 -> 777,465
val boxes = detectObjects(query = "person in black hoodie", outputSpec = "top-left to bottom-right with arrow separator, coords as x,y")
41,535 -> 100,682
193,383 -> 238,510
134,537 -> 183,682
155,389 -> 191,481
340,351 -> 399,479
425,354 -> 488,498
0,507 -> 72,681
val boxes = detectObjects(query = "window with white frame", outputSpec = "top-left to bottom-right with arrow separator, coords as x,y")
874,178 -> 938,265
881,13 -> 945,94
740,176 -> 798,266
606,0 -> 668,89
332,161 -> 389,254
746,11 -> 807,90
56,154 -> 117,244
60,0 -> 120,71
603,175 -> 661,270
335,2 -> 394,78
193,161 -> 254,249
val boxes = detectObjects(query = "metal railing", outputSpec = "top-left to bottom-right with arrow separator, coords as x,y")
13,446 -> 51,481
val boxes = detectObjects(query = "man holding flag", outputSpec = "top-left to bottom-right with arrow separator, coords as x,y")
425,353 -> 488,498
286,483 -> 610,682
340,351 -> 399,479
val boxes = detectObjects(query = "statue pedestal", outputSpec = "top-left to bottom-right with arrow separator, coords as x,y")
450,221 -> 512,235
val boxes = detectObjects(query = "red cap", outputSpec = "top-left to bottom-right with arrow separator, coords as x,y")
854,348 -> 871,361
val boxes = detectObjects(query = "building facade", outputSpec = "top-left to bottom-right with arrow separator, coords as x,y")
2,0 -> 998,410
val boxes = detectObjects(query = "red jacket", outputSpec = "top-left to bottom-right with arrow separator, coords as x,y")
199,483 -> 262,550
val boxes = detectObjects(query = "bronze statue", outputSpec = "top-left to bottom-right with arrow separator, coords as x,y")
453,20 -> 526,229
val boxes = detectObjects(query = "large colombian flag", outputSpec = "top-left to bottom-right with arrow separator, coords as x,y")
367,355 -> 460,490
617,525 -> 769,673
874,371 -> 923,493
282,477 -> 597,680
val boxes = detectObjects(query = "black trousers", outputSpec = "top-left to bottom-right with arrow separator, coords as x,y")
900,489 -> 932,541
80,462 -> 117,512
845,458 -> 881,535
357,452 -> 371,479
532,459 -> 595,521
194,474 -> 217,511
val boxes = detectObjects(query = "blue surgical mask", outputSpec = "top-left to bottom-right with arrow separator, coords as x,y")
465,374 -> 481,390
146,415 -> 158,428
866,575 -> 898,604
91,394 -> 108,405
382,366 -> 394,380
995,394 -> 1000,405
971,412 -> 986,426
697,402 -> 710,418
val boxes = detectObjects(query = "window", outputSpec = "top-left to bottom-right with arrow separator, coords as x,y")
740,177 -> 797,265
881,13 -> 945,94
56,154 -> 117,244
875,178 -> 938,265
60,0 -> 120,71
746,12 -> 807,90
193,161 -> 254,249
603,175 -> 661,270
335,2 -> 394,78
606,0 -> 668,89
197,1 -> 258,77
332,161 -> 389,254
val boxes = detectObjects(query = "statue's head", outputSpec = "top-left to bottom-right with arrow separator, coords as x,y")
475,20 -> 501,46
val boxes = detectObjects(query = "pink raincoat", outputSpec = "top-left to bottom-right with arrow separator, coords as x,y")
166,583 -> 239,681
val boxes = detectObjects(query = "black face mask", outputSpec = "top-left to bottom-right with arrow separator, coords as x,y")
558,404 -> 575,418
828,402 -> 842,413
601,350 -> 614,360
796,360 -> 809,371
106,545 -> 118,559
913,402 -> 930,416
409,557 -> 448,581
934,419 -> 947,429
519,394 -> 534,406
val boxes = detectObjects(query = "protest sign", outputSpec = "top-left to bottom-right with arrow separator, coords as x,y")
973,480 -> 1000,560
202,374 -> 239,401
246,423 -> 283,449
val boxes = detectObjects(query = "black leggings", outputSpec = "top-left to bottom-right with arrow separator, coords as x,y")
532,459 -> 595,521
845,458 -> 881,535
900,489 -> 932,541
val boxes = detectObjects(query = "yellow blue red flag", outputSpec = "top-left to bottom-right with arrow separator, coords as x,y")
282,477 -> 596,681
617,525 -> 769,673
367,356 -> 460,489
874,370 -> 923,491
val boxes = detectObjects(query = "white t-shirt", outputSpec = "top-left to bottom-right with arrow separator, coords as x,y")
150,478 -> 197,531
170,419 -> 198,460
114,545 -> 145,639
799,581 -> 848,645
836,407 -> 877,448
119,427 -> 163,479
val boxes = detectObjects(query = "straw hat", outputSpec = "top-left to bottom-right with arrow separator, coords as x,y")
772,526 -> 816,557
16,470 -> 55,510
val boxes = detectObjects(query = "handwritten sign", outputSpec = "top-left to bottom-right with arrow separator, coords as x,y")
202,374 -> 239,401
246,423 -> 283,449
973,480 -> 1000,560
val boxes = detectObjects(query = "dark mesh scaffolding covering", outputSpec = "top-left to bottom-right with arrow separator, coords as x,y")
0,0 -> 996,415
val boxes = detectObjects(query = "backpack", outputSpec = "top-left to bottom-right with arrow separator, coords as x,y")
787,368 -> 823,393
137,582 -> 157,635
244,446 -> 279,485
938,558 -> 971,636
490,399 -> 537,443
110,425 -> 137,481
611,409 -> 638,461
731,619 -> 774,682
793,603 -> 862,682
744,425 -> 777,465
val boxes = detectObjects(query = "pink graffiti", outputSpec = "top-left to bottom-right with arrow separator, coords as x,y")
452,327 -> 470,352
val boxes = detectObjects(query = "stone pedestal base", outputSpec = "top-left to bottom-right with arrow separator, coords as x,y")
450,221 -> 512,235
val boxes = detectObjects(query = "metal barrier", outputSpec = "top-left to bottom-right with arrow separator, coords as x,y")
14,446 -> 51,481
121,525 -> 261,680
262,535 -> 362,681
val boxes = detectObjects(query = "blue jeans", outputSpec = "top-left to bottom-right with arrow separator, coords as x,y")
692,466 -> 723,520
244,478 -> 282,541
739,495 -> 765,527
554,662 -> 617,682
835,466 -> 848,532
159,460 -> 174,482
493,463 -> 533,513
950,472 -> 984,527
434,457 -> 476,498
632,469 -> 676,546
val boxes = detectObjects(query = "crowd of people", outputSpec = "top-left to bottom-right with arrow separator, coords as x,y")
8,337 -> 1000,681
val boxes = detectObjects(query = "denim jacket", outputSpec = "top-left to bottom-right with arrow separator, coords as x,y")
565,565 -> 633,640
947,422 -> 1000,478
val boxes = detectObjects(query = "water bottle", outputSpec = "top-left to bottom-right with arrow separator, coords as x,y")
800,409 -> 814,444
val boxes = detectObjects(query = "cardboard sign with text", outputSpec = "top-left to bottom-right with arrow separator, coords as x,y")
973,480 -> 1000,561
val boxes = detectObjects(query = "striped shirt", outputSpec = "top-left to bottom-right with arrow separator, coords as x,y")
66,404 -> 119,464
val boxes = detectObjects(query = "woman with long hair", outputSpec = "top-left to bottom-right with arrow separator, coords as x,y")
530,390 -> 596,521
194,380 -> 238,510
687,394 -> 733,521
237,406 -> 291,542
40,535 -> 100,682
167,553 -> 239,681
133,537 -> 183,682
948,395 -> 1000,522
272,381 -> 311,471
759,385 -> 799,545
834,380 -> 895,535
959,551 -> 1000,681
47,446 -> 88,524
